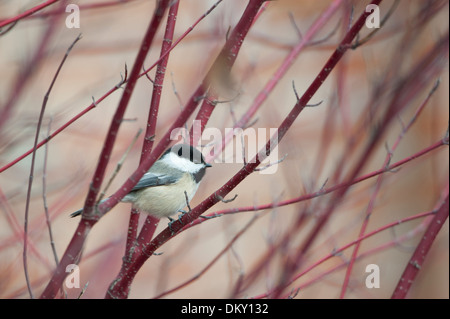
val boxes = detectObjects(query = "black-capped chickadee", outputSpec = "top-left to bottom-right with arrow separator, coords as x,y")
70,144 -> 211,220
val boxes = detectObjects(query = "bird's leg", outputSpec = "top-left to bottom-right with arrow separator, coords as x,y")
168,191 -> 191,234
167,216 -> 176,234
177,191 -> 192,219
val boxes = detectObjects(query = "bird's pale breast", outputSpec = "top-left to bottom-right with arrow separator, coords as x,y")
128,173 -> 198,218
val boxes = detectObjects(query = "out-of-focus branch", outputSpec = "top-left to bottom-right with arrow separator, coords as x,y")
392,191 -> 449,299
190,0 -> 270,145
340,79 -> 441,298
207,0 -> 344,162
0,0 -> 61,29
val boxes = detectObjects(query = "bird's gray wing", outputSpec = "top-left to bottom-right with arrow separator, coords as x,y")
70,173 -> 179,218
130,172 -> 179,192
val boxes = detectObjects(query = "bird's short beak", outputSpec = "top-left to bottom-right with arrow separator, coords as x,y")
205,163 -> 212,168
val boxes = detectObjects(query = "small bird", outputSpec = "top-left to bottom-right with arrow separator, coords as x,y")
70,144 -> 211,220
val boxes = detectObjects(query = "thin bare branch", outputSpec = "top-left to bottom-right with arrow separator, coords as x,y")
42,116 -> 59,267
24,33 -> 82,299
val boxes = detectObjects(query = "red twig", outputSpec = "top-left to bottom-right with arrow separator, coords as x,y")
135,0 -> 180,249
392,193 -> 449,299
30,0 -> 138,20
0,0 -> 61,28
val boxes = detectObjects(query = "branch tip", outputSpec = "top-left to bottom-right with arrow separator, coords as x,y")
254,153 -> 287,172
215,193 -> 238,204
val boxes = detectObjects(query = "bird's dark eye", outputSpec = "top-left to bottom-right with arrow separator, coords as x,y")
178,148 -> 183,157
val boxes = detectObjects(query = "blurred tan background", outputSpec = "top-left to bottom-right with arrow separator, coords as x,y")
0,0 -> 448,298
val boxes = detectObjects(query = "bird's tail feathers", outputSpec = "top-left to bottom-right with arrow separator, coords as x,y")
69,198 -> 109,218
